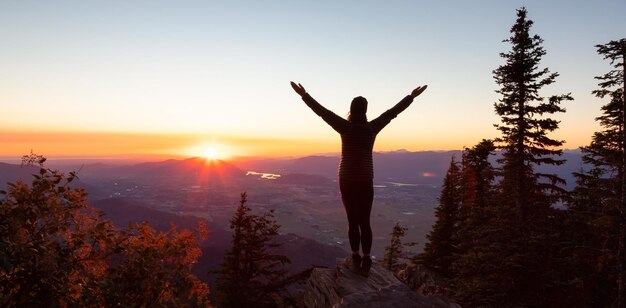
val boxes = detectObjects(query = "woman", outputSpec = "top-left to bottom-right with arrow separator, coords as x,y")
290,81 -> 427,276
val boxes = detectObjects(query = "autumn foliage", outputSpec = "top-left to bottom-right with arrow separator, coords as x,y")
0,154 -> 210,307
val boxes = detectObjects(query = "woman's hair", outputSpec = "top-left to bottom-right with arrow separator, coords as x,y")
348,96 -> 368,123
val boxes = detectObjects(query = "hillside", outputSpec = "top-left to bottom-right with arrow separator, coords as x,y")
91,197 -> 345,283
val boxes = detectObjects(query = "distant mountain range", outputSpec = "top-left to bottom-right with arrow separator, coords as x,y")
77,157 -> 246,182
1,149 -> 586,190
0,162 -> 38,188
233,152 -> 459,184
233,149 -> 585,188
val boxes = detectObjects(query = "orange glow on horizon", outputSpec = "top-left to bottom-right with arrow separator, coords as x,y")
0,129 -> 592,160
0,130 -> 341,159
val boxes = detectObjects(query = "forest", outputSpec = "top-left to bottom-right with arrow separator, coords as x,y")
1,6 -> 626,308
415,7 -> 626,308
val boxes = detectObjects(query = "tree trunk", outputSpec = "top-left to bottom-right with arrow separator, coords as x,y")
517,93 -> 527,232
617,45 -> 626,308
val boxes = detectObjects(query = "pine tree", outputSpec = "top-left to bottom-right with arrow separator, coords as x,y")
572,38 -> 626,306
448,8 -> 576,306
493,7 -> 572,227
459,139 -> 496,210
453,140 -> 495,260
597,39 -> 626,307
491,8 -> 578,306
417,157 -> 461,276
381,223 -> 415,271
213,192 -> 290,308
568,169 -> 618,307
447,141 -> 510,306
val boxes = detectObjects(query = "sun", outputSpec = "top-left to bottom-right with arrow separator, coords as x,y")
186,141 -> 233,160
203,147 -> 220,160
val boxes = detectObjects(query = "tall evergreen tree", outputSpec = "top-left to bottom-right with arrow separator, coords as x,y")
570,39 -> 626,306
572,39 -> 625,221
597,39 -> 626,307
459,139 -> 496,210
568,169 -> 619,307
213,192 -> 290,308
381,223 -> 414,272
448,8 -> 576,306
417,157 -> 461,276
447,141 -> 514,306
492,7 -> 572,227
573,38 -> 626,307
453,140 -> 495,259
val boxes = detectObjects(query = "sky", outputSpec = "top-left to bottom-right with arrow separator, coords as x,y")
1,1 -> 625,159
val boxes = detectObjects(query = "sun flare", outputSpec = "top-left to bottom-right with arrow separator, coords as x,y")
203,147 -> 220,160
185,141 -> 234,160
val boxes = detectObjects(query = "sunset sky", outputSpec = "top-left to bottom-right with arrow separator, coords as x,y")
1,1 -> 625,159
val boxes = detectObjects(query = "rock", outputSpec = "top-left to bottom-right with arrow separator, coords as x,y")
396,263 -> 450,297
301,258 -> 460,308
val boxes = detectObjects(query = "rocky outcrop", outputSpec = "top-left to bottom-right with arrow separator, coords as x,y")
301,258 -> 460,308
396,263 -> 450,297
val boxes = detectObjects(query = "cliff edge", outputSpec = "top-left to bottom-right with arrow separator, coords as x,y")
301,258 -> 460,308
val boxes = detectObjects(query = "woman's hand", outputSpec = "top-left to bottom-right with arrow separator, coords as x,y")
290,81 -> 306,96
410,85 -> 428,98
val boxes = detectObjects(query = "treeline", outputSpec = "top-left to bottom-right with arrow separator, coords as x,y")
415,7 -> 626,308
0,154 -> 301,307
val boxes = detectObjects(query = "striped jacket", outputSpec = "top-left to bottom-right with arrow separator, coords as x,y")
301,93 -> 414,181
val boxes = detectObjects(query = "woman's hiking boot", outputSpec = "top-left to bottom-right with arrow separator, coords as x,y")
344,254 -> 361,273
359,256 -> 372,277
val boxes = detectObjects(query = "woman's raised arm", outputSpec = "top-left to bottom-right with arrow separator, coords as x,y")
410,85 -> 428,99
290,81 -> 307,96
371,85 -> 428,133
290,81 -> 347,133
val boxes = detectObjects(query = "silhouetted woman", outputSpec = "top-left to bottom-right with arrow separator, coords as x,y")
290,81 -> 427,276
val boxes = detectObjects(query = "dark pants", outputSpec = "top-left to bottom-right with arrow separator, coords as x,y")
339,178 -> 374,255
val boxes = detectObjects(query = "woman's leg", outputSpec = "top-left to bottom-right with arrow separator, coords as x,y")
358,181 -> 374,255
340,179 -> 374,255
340,179 -> 361,253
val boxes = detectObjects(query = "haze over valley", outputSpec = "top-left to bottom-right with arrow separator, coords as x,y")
0,149 -> 584,261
